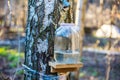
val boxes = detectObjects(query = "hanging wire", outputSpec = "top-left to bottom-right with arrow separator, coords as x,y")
22,64 -> 66,80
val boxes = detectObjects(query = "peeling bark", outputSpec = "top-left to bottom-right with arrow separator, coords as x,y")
25,0 -> 60,80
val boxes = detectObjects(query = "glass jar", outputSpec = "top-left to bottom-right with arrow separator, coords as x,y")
54,23 -> 80,64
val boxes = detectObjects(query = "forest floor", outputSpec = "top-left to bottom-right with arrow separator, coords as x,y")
79,51 -> 120,80
0,35 -> 120,80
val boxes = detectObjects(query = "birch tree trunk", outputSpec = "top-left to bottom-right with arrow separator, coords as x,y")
25,0 -> 60,80
75,0 -> 87,57
73,0 -> 87,80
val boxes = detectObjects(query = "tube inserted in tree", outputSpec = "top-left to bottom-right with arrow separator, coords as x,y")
60,0 -> 70,8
